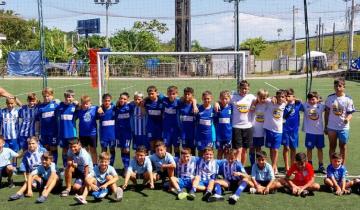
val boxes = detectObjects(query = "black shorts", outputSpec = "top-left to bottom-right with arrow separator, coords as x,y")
79,136 -> 97,148
257,180 -> 270,187
228,180 -> 240,191
232,127 -> 253,149
0,165 -> 10,177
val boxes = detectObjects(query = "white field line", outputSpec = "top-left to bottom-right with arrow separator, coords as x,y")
264,82 -> 279,90
14,82 -> 91,97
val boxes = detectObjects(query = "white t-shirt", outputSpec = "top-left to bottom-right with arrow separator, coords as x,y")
263,101 -> 286,133
302,102 -> 325,135
252,103 -> 267,137
0,148 -> 18,167
231,93 -> 256,129
325,94 -> 355,130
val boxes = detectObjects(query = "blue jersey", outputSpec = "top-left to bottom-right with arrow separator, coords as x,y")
30,162 -> 57,181
18,105 -> 38,137
67,148 -> 93,173
76,105 -> 98,137
149,152 -> 176,172
251,162 -> 275,182
21,147 -> 47,173
162,97 -> 180,128
90,165 -> 118,184
57,102 -> 77,139
127,156 -> 153,175
219,159 -> 246,181
132,104 -> 147,136
175,156 -> 198,179
214,104 -> 232,141
283,101 -> 302,132
327,164 -> 347,183
179,101 -> 196,140
196,158 -> 221,181
196,105 -> 216,142
144,98 -> 163,137
115,103 -> 133,135
0,108 -> 19,140
37,101 -> 59,137
98,105 -> 116,141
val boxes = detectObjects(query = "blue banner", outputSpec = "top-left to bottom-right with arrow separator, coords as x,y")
7,50 -> 43,76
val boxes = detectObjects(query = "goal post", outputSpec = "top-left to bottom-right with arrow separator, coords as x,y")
96,51 -> 247,105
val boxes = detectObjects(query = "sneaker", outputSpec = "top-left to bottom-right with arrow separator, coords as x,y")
249,187 -> 257,194
177,192 -> 188,200
283,187 -> 291,194
318,166 -> 326,174
207,194 -> 224,202
202,191 -> 212,201
36,195 -> 47,203
8,179 -> 15,188
9,193 -> 24,201
300,190 -> 309,198
74,194 -> 87,205
115,187 -> 123,201
228,194 -> 239,205
187,192 -> 196,200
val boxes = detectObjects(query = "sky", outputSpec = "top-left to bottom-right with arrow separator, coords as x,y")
1,0 -> 358,49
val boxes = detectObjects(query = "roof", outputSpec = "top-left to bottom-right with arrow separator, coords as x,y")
0,33 -> 6,41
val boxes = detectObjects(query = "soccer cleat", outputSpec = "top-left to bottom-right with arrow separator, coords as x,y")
187,193 -> 196,200
9,193 -> 24,201
228,194 -> 239,205
249,187 -> 257,194
74,194 -> 87,205
318,166 -> 326,174
36,195 -> 48,203
202,191 -> 212,201
177,192 -> 188,200
115,187 -> 123,201
300,190 -> 309,198
207,194 -> 224,202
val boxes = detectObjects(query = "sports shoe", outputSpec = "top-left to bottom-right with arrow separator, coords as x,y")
187,192 -> 196,200
318,166 -> 326,174
115,187 -> 123,201
9,193 -> 24,201
202,191 -> 212,201
300,190 -> 309,198
177,192 -> 188,200
36,195 -> 48,203
249,187 -> 257,194
74,194 -> 87,204
207,194 -> 224,202
228,194 -> 239,205
8,178 -> 15,188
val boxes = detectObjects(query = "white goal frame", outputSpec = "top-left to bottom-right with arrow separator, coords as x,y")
96,51 -> 247,105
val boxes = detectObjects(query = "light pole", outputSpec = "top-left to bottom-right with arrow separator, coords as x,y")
94,0 -> 119,48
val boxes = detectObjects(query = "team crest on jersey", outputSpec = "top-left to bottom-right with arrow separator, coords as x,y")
50,104 -> 55,108
255,112 -> 265,122
71,107 -> 75,112
332,103 -> 343,116
228,109 -> 232,114
237,104 -> 249,113
272,109 -> 282,119
84,112 -> 92,122
308,109 -> 319,120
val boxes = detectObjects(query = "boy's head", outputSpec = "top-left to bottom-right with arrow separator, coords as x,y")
27,93 -> 38,107
64,89 -> 75,103
330,152 -> 343,168
202,90 -> 213,106
180,148 -> 192,163
237,80 -> 250,96
295,152 -> 307,170
219,90 -> 231,106
147,85 -> 158,101
135,146 -> 147,164
41,152 -> 53,168
167,86 -> 178,101
80,95 -> 91,109
0,136 -> 4,150
6,97 -> 16,110
134,91 -> 144,106
275,89 -> 287,104
257,89 -> 269,104
118,92 -> 130,106
154,140 -> 166,158
102,93 -> 112,108
42,87 -> 54,103
27,136 -> 39,152
183,87 -> 194,102
69,138 -> 81,154
202,147 -> 214,161
286,88 -> 295,103
334,77 -> 346,94
98,152 -> 111,169
226,149 -> 237,164
256,151 -> 267,168
307,91 -> 320,105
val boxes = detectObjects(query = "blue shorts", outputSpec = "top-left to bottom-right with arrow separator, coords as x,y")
163,127 -> 181,147
116,131 -> 132,149
305,133 -> 325,149
4,139 -> 19,152
253,137 -> 265,148
196,140 -> 214,151
181,137 -> 195,150
215,140 -> 232,150
178,178 -> 193,190
282,130 -> 299,149
18,136 -> 30,150
328,129 -> 350,144
265,129 -> 282,149
60,138 -> 76,148
40,135 -> 58,147
147,125 -> 163,141
133,135 -> 149,150
100,139 -> 116,149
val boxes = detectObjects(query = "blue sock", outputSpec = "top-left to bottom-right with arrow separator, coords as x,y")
177,188 -> 182,193
235,181 -> 247,196
52,150 -> 58,165
215,183 -> 222,195
250,152 -> 255,166
62,154 -> 67,168
122,152 -> 130,169
190,187 -> 197,193
110,150 -> 116,166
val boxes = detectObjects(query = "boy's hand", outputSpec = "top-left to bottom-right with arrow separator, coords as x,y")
149,183 -> 154,189
335,186 -> 342,195
292,186 -> 299,195
73,100 -> 79,106
122,183 -> 128,190
90,184 -> 99,192
97,107 -> 104,114
263,187 -> 270,195
232,172 -> 244,177
271,96 -> 277,104
100,184 -> 108,189
214,102 -> 220,112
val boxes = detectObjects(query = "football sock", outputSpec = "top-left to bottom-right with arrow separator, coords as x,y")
122,152 -> 130,169
250,152 -> 255,166
215,183 -> 222,195
110,150 -> 116,166
235,181 -> 247,196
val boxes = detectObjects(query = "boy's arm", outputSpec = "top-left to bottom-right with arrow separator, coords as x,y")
122,171 -> 131,190
45,171 -> 58,190
83,165 -> 89,177
148,171 -> 154,189
101,175 -> 119,189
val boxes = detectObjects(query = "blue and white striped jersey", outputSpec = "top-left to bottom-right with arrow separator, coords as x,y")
196,158 -> 221,181
0,108 -> 19,140
19,105 -> 38,137
22,147 -> 47,173
132,104 -> 147,136
175,156 -> 198,179
219,159 -> 246,181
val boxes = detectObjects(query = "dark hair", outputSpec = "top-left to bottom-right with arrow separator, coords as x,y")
276,89 -> 287,97
202,147 -> 214,153
102,93 -> 112,100
202,90 -> 213,97
238,80 -> 250,88
120,92 -> 130,98
147,85 -> 157,93
69,138 -> 80,145
184,87 -> 194,94
256,151 -> 267,159
154,140 -> 165,148
286,88 -> 295,96
42,152 -> 54,161
167,86 -> 178,93
295,152 -> 307,163
307,91 -> 320,100
334,77 -> 345,87
331,152 -> 342,160
181,147 -> 192,155
136,145 -> 147,154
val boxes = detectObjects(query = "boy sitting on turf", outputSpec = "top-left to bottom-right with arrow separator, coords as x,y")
324,152 -> 353,195
0,136 -> 19,188
123,146 -> 154,190
187,147 -> 220,201
9,136 -> 47,201
27,152 -> 60,203
279,152 -> 320,197
74,152 -> 123,204
249,151 -> 282,195
149,141 -> 176,184
169,148 -> 198,200
208,149 -> 249,204
61,139 -> 93,197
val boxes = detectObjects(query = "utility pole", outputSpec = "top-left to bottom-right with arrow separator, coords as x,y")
321,23 -> 325,51
37,0 -> 46,88
332,22 -> 336,52
318,17 -> 321,51
292,5 -> 298,58
315,25 -> 319,51
348,0 -> 355,70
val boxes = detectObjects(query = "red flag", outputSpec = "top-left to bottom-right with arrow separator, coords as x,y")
89,48 -> 99,88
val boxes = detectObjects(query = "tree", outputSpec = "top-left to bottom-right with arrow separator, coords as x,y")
240,37 -> 267,56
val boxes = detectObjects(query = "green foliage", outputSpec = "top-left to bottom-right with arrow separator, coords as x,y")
240,37 -> 267,56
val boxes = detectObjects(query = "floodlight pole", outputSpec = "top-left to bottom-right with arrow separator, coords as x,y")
37,0 -> 47,88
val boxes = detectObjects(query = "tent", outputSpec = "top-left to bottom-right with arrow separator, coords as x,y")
300,51 -> 328,71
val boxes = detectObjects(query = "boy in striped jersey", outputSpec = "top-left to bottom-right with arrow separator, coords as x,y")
170,148 -> 198,200
57,90 -> 78,168
18,93 -> 39,152
0,97 -> 19,167
9,137 -> 47,201
208,149 -> 250,204
131,92 -> 147,150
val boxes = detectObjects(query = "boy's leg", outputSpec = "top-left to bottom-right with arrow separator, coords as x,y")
283,146 -> 289,171
5,165 -> 15,187
306,149 -> 313,165
169,176 -> 181,193
305,182 -> 320,191
110,141 -> 116,166
89,136 -> 98,164
327,130 -> 337,160
339,142 -> 347,165
41,175 -> 59,197
64,164 -> 75,192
